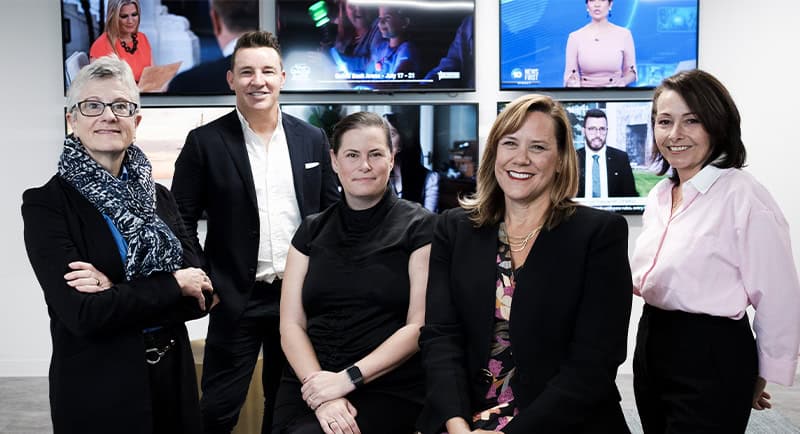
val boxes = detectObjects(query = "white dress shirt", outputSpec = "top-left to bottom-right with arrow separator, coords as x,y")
237,108 -> 301,283
583,145 -> 608,198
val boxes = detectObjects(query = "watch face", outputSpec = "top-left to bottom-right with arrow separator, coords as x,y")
347,365 -> 363,386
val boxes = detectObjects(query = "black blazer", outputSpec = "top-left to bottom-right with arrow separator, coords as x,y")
22,176 -> 206,434
171,110 -> 340,325
418,206 -> 632,434
577,147 -> 638,197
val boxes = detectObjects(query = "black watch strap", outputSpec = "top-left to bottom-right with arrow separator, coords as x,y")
346,365 -> 364,388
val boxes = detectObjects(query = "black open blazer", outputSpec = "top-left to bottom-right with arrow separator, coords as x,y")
419,205 -> 632,434
171,110 -> 340,327
22,176 -> 206,434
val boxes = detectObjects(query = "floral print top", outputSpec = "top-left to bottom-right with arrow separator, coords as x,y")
472,223 -> 519,431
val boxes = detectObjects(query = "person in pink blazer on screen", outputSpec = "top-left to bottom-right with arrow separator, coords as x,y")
564,0 -> 637,87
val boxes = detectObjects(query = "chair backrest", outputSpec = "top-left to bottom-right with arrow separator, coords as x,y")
65,51 -> 89,86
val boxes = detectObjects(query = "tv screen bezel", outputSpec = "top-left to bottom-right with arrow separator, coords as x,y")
59,0 -> 259,96
497,0 -> 700,92
275,0 -> 477,94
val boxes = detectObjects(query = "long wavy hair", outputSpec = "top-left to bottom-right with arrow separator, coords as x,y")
104,0 -> 141,55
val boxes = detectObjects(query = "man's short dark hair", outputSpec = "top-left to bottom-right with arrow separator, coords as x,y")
583,108 -> 607,127
230,30 -> 282,70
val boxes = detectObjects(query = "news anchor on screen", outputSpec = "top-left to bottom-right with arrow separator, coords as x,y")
577,109 -> 638,198
564,0 -> 637,87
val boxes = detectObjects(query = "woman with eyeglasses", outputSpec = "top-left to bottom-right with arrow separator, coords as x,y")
90,0 -> 152,83
21,56 -> 213,434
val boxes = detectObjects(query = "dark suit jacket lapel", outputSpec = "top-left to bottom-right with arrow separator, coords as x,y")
219,111 -> 258,208
283,115 -> 308,217
466,222 -> 502,370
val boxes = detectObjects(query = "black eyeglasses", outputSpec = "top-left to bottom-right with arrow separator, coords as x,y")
72,100 -> 138,117
586,126 -> 608,134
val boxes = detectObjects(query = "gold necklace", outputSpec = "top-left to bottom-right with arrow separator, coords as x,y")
508,225 -> 543,252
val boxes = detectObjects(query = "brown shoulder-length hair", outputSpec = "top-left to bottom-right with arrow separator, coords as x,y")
460,94 -> 579,229
651,69 -> 747,185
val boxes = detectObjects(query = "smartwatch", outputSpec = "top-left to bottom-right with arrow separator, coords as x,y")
345,365 -> 364,388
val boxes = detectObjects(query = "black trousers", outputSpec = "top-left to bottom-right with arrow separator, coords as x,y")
201,281 -> 287,434
633,304 -> 758,434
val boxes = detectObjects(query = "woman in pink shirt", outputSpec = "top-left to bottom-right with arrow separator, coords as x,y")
630,69 -> 800,433
564,0 -> 637,87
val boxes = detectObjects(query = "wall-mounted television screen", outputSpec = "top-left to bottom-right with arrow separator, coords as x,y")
61,0 -> 258,95
498,99 -> 664,214
277,0 -> 475,92
500,0 -> 698,90
282,103 -> 478,211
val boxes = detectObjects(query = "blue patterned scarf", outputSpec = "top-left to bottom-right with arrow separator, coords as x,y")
58,135 -> 183,280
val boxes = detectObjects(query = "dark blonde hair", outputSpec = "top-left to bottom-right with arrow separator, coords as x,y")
461,94 -> 578,229
104,0 -> 141,53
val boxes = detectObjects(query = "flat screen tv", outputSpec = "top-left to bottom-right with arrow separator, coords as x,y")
282,103 -> 479,211
61,0 -> 258,95
500,0 -> 698,90
276,0 -> 475,92
498,99 -> 664,214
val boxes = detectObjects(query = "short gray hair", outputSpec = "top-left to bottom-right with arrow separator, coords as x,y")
66,55 -> 140,114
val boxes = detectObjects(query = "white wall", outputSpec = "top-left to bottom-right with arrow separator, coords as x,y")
1,0 -> 798,376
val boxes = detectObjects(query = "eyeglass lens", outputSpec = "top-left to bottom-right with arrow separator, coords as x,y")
76,100 -> 137,117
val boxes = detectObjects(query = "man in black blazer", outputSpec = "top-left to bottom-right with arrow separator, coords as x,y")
171,31 -> 339,434
576,109 -> 638,198
168,0 -> 258,94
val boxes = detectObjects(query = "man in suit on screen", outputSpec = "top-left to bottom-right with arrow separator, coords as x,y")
168,0 -> 258,94
171,30 -> 340,433
576,108 -> 638,198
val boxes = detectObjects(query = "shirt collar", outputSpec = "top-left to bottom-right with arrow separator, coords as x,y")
585,145 -> 607,158
222,38 -> 238,57
119,165 -> 129,181
235,107 -> 283,136
684,164 -> 726,194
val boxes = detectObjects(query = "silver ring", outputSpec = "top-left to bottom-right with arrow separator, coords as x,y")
95,278 -> 100,286
328,420 -> 337,425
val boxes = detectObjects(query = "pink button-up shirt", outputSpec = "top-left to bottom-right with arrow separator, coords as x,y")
631,165 -> 800,386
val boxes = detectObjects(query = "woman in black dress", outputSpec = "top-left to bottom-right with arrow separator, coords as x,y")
273,111 -> 433,434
